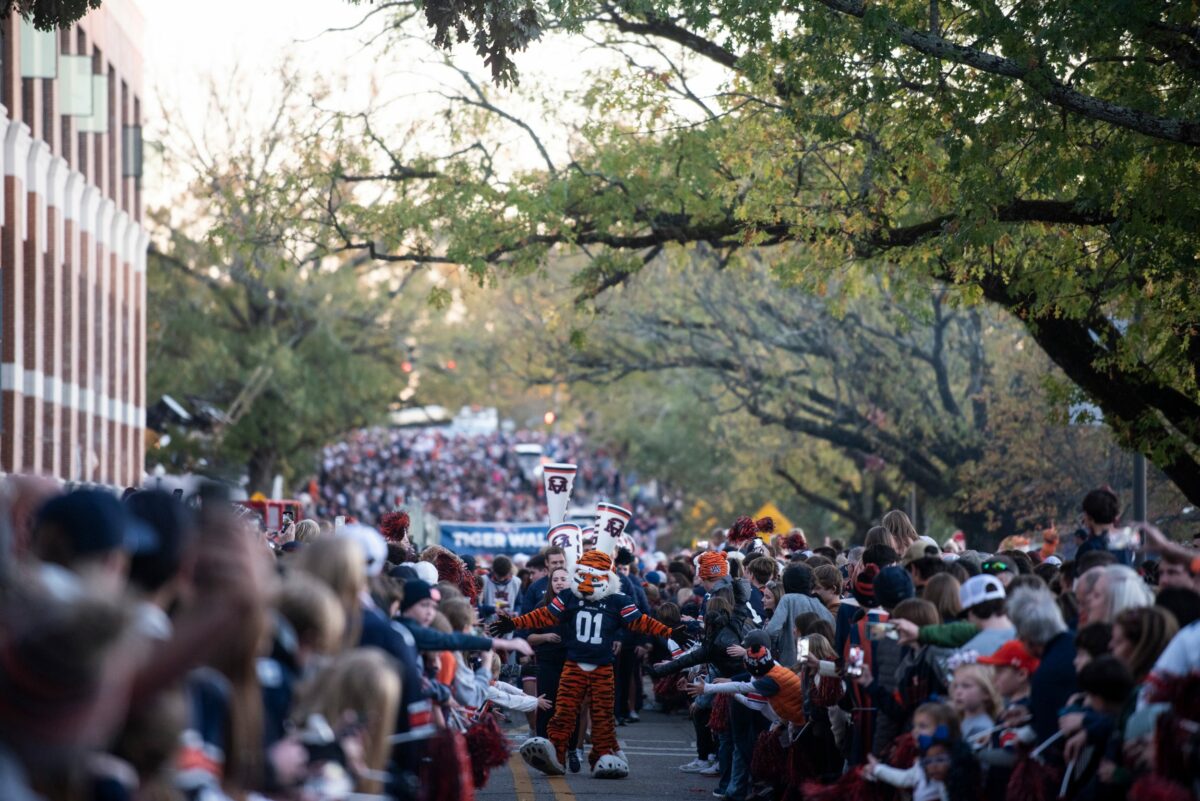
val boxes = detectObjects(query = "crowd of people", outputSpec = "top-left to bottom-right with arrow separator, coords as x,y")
312,428 -> 624,525
4,476 -> 1200,801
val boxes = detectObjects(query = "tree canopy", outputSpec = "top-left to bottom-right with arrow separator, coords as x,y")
2,0 -> 100,29
326,0 -> 1200,507
145,77 -> 425,491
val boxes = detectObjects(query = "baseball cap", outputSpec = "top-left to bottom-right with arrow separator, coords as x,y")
902,540 -> 940,566
978,639 -> 1039,673
959,574 -> 1006,611
36,489 -> 147,557
339,523 -> 387,577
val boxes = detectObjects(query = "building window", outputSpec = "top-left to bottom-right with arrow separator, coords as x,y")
122,125 -> 142,178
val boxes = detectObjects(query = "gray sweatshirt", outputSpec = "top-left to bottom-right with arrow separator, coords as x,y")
767,593 -> 835,667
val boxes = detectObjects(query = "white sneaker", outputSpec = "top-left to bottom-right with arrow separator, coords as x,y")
680,758 -> 709,773
699,760 -> 721,777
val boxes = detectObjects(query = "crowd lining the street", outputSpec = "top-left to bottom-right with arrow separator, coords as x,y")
4,471 -> 1200,801
313,429 -> 623,524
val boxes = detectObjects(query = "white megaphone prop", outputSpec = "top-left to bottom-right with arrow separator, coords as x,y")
543,463 -> 577,526
592,502 -> 632,560
547,523 -> 583,572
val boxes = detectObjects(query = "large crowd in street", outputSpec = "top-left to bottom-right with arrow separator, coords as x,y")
4,466 -> 1200,801
313,428 -> 624,524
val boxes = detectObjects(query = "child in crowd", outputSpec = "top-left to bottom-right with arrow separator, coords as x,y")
979,639 -> 1036,718
975,639 -> 1040,797
864,701 -> 981,801
949,662 -> 1001,746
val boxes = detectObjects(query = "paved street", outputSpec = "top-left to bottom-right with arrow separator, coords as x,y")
481,707 -> 714,801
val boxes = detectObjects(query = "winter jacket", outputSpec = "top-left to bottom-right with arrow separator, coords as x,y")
394,617 -> 495,653
917,620 -> 978,649
768,592 -> 834,667
358,606 -> 431,743
705,576 -> 762,627
516,575 -> 548,615
449,651 -> 492,708
651,607 -> 751,678
1030,631 -> 1078,744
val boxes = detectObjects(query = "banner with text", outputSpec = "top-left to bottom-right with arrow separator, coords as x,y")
439,521 -> 548,556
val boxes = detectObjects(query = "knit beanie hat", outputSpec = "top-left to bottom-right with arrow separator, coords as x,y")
744,643 -> 776,677
875,566 -> 916,610
852,563 -> 880,607
697,551 -> 729,580
400,579 -> 441,612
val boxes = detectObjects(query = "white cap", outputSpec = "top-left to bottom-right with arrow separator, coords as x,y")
413,561 -> 439,585
959,574 -> 1006,610
339,523 -> 388,577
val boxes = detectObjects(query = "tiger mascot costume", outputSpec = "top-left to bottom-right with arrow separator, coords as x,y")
491,504 -> 692,779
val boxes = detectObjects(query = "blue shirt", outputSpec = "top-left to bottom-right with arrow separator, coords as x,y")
543,590 -> 651,666
518,575 -> 548,615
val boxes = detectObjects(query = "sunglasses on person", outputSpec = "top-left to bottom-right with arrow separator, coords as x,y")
981,559 -> 1010,575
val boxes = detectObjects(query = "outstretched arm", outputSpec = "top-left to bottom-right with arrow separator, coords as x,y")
490,594 -> 566,635
490,605 -> 557,634
624,603 -> 695,648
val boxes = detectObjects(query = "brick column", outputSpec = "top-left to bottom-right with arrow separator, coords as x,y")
22,140 -> 51,474
123,219 -> 140,484
2,119 -> 32,474
62,171 -> 84,478
110,209 -> 128,486
96,197 -> 115,484
79,184 -> 100,481
135,228 -> 149,477
43,155 -> 68,477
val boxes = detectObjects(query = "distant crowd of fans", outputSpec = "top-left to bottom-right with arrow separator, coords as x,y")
312,428 -> 623,524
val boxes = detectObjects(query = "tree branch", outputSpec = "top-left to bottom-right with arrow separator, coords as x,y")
815,0 -> 1200,147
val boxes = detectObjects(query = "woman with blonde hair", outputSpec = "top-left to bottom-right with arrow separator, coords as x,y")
296,537 -> 429,765
275,572 -> 346,663
881,510 -> 919,552
294,538 -> 366,648
292,648 -> 401,794
293,519 -> 321,544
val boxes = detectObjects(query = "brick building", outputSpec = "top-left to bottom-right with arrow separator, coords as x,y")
1,3 -> 148,487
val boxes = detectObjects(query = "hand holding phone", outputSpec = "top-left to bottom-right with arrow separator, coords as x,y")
846,646 -> 865,678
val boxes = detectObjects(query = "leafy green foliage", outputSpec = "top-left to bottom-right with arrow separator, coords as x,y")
5,0 -> 101,29
339,0 -> 1200,504
146,78 -> 423,491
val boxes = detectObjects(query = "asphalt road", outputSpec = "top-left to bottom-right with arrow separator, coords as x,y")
480,707 -> 716,801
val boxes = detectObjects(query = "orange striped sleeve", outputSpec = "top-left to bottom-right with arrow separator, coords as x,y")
511,606 -> 557,629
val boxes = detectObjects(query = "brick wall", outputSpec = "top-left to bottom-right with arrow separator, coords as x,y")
0,7 -> 147,488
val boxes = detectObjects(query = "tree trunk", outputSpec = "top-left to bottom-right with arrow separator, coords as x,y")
247,447 -> 278,496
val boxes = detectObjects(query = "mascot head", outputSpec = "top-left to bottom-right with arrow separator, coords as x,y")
571,502 -> 630,600
573,549 -> 620,599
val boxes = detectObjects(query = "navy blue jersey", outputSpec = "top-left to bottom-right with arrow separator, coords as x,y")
544,590 -> 648,666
